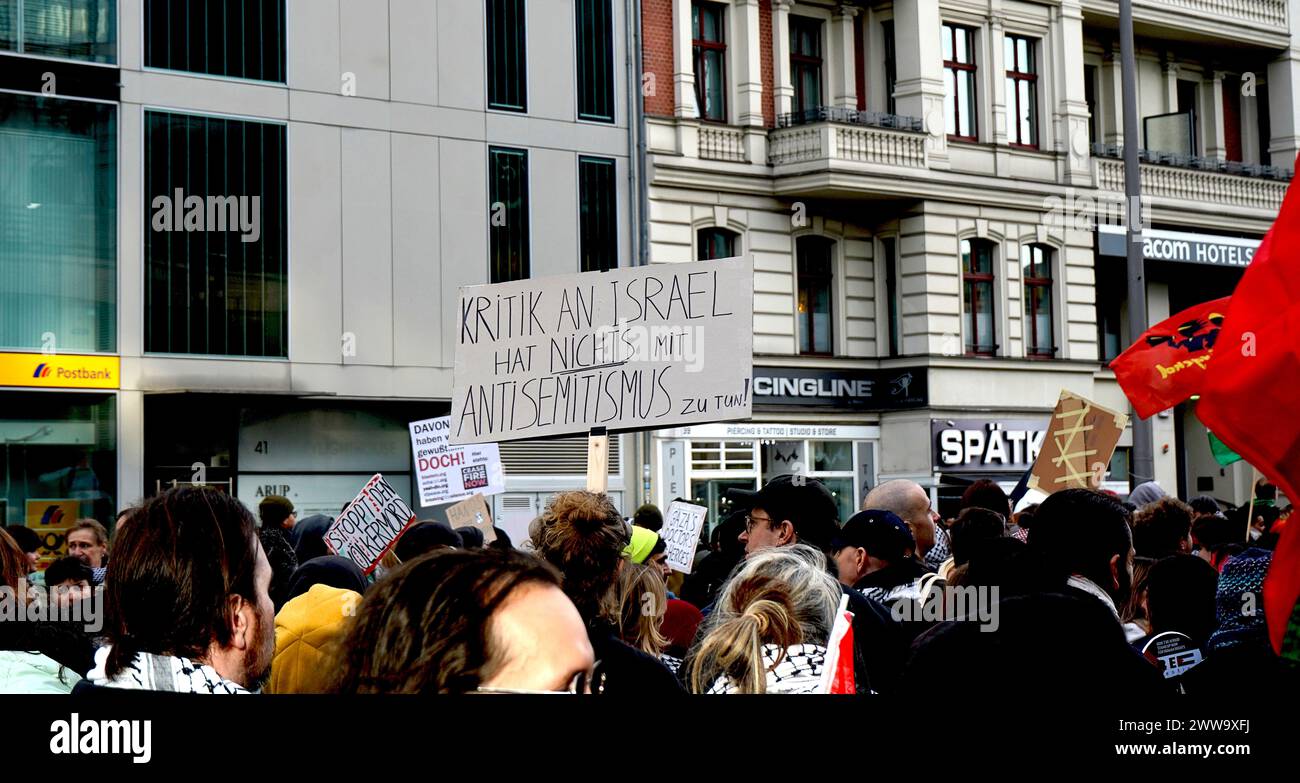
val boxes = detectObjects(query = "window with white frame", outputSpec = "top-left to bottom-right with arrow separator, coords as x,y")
1004,34 -> 1038,148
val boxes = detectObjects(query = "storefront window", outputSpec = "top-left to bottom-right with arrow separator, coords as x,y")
1,92 -> 117,353
0,392 -> 117,534
812,440 -> 852,472
818,476 -> 855,527
691,478 -> 755,535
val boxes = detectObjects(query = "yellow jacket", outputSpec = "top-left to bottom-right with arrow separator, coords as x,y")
266,583 -> 359,694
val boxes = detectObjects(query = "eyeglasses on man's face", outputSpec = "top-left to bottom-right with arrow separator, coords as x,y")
474,664 -> 606,695
744,513 -> 773,532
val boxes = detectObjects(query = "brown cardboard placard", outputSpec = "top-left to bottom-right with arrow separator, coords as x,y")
446,493 -> 497,544
1027,390 -> 1129,495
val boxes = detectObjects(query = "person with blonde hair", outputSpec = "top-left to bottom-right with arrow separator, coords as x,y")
686,544 -> 842,694
616,562 -> 672,664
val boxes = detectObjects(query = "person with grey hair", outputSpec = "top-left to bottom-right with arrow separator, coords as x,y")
863,479 -> 950,572
685,544 -> 843,694
1127,481 -> 1167,509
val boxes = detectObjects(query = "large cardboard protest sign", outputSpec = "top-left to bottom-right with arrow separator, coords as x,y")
450,256 -> 754,444
661,500 -> 709,574
445,493 -> 496,544
1027,391 -> 1129,495
324,474 -> 418,574
409,416 -> 506,507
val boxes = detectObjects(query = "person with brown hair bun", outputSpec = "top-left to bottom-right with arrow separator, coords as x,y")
686,543 -> 842,694
532,490 -> 684,694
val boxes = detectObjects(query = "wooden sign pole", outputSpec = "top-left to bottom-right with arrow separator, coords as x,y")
586,426 -> 609,493
1246,465 -> 1260,542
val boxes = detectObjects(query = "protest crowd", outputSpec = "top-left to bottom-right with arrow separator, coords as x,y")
2,468 -> 1296,696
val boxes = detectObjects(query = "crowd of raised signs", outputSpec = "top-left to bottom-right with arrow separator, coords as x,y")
0,473 -> 1294,695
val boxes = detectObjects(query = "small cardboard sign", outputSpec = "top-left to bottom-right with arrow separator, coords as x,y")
324,474 -> 418,574
445,493 -> 496,544
1141,631 -> 1204,679
661,500 -> 708,574
1027,390 -> 1129,495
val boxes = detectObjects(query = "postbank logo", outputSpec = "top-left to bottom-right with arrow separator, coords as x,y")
0,353 -> 119,390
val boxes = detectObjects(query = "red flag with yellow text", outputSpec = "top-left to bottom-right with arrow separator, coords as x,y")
1109,297 -> 1229,420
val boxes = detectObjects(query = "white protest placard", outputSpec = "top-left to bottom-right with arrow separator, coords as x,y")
450,256 -> 754,444
324,474 -> 418,575
409,416 -> 506,507
662,500 -> 709,574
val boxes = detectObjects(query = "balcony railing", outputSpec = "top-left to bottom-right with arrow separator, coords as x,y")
777,106 -> 924,133
1081,0 -> 1287,34
1152,0 -> 1286,28
1092,143 -> 1293,181
697,124 -> 748,163
770,107 -> 928,168
1094,155 -> 1289,213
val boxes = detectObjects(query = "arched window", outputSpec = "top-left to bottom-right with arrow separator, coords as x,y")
697,227 -> 739,260
961,238 -> 996,356
796,236 -> 835,355
1022,244 -> 1055,358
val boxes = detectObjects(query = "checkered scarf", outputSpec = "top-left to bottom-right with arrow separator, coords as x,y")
706,643 -> 826,694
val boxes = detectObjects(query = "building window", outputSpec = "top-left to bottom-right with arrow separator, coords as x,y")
961,238 -> 996,356
576,0 -> 614,122
882,20 -> 897,116
943,23 -> 977,141
487,0 -> 527,112
1177,79 -> 1198,154
1084,64 -> 1098,145
0,0 -> 116,63
1098,258 -> 1125,363
697,227 -> 738,260
882,237 -> 901,357
1256,81 -> 1271,166
796,236 -> 834,355
145,111 -> 287,357
1,93 -> 116,353
1004,34 -> 1038,148
0,392 -> 117,530
1223,73 -> 1243,162
692,1 -> 726,122
489,147 -> 530,282
790,16 -> 823,115
145,0 -> 284,81
1021,244 -> 1054,358
578,156 -> 616,272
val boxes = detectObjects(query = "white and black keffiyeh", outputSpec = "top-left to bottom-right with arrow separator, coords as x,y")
706,643 -> 826,694
88,646 -> 250,694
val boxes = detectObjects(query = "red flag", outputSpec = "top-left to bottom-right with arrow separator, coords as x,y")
818,595 -> 856,694
1109,297 -> 1230,419
1198,174 -> 1300,656
1264,518 -> 1300,655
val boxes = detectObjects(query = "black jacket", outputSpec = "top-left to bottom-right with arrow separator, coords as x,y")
588,621 -> 686,695
842,585 -> 908,695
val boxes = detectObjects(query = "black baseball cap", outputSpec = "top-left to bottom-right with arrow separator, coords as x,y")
727,474 -> 840,552
831,509 -> 915,563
